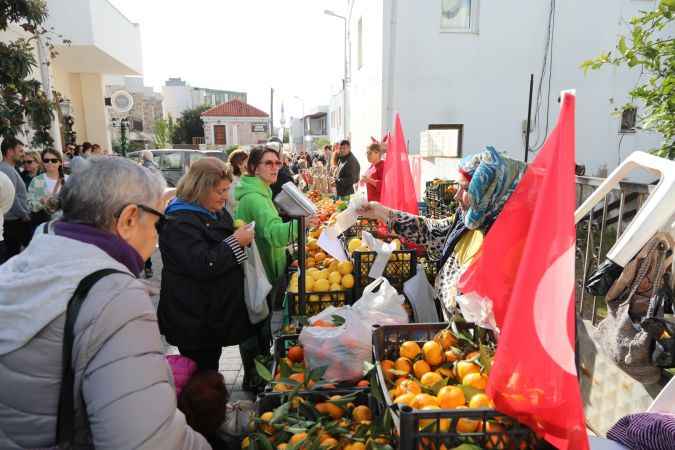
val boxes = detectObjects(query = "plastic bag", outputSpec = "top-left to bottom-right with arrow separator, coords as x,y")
299,306 -> 372,382
352,277 -> 409,326
243,241 -> 271,324
404,265 -> 439,323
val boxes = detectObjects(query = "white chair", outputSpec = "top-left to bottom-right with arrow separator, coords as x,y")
575,151 -> 675,268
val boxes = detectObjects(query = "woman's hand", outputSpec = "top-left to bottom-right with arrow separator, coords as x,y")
357,201 -> 391,222
233,225 -> 254,248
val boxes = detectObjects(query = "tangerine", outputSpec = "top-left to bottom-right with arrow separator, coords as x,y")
381,359 -> 395,381
469,393 -> 494,409
400,379 -> 422,395
395,357 -> 413,376
411,393 -> 440,409
419,405 -> 450,432
352,405 -> 373,423
423,341 -> 444,366
400,341 -> 422,360
434,329 -> 457,350
444,350 -> 460,363
413,360 -> 431,379
420,371 -> 443,388
315,402 -> 344,420
393,392 -> 416,407
455,406 -> 480,432
320,438 -> 338,449
287,345 -> 304,363
290,433 -> 308,446
456,361 -> 481,381
437,386 -> 466,409
463,372 -> 488,390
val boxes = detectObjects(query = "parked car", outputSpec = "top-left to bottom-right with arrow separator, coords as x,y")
128,149 -> 214,187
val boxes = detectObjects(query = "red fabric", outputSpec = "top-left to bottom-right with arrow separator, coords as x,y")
380,114 -> 419,215
366,160 -> 385,202
458,94 -> 588,450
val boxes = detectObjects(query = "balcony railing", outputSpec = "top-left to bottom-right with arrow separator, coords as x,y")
574,175 -> 654,324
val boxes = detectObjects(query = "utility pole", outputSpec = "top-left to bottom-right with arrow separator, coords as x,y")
270,88 -> 274,139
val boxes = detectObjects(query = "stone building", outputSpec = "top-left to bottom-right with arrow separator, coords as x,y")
201,99 -> 270,147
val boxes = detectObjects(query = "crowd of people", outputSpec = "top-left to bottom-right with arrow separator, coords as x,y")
0,135 -> 445,449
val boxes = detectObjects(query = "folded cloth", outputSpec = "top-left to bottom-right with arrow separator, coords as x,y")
607,413 -> 675,450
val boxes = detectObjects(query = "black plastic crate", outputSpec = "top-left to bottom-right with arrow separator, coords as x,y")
372,323 -> 551,450
256,389 -> 376,415
267,334 -> 368,393
288,290 -> 352,317
352,250 -> 417,296
344,217 -> 395,240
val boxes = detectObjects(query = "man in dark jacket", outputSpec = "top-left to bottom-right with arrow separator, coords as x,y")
335,139 -> 360,197
270,151 -> 295,199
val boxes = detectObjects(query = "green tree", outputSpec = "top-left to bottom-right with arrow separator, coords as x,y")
153,116 -> 175,148
581,0 -> 675,159
172,105 -> 208,145
0,0 -> 62,148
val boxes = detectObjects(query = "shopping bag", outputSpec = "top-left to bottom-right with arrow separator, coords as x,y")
243,241 -> 271,324
404,265 -> 439,323
299,306 -> 372,382
352,277 -> 409,326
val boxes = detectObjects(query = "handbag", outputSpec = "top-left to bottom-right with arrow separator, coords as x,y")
243,240 -> 271,325
34,269 -> 126,450
594,234 -> 673,384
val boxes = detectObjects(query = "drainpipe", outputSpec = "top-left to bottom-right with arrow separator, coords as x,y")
36,35 -> 63,152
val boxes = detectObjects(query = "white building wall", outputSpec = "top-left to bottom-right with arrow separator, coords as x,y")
348,0 -> 386,170
329,91 -> 345,143
162,85 -> 194,120
351,0 -> 664,178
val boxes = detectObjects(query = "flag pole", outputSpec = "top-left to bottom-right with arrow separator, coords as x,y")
525,73 -> 534,162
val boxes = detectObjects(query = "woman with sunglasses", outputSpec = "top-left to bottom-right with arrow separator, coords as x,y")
158,157 -> 256,373
20,150 -> 42,189
0,157 -> 211,449
234,146 -> 297,391
27,149 -> 68,223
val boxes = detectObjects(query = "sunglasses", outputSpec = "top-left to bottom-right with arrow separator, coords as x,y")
115,203 -> 172,233
23,160 -> 36,165
262,160 -> 282,168
43,158 -> 60,164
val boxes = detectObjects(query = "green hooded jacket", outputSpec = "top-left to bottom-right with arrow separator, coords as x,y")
235,175 -> 297,283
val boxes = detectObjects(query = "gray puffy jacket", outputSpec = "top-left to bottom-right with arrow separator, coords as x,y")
0,227 -> 210,449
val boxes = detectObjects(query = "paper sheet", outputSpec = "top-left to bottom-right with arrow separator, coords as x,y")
318,227 -> 349,262
362,231 -> 396,279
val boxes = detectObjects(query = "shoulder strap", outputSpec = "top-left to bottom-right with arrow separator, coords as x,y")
56,268 -> 128,447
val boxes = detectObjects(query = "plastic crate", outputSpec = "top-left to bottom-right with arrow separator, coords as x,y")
372,323 -> 551,450
352,250 -> 417,296
419,256 -> 438,285
344,217 -> 392,240
267,334 -> 367,393
287,290 -> 352,317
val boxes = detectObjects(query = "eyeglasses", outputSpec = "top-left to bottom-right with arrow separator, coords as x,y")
115,203 -> 171,233
23,160 -> 36,165
43,158 -> 60,164
262,160 -> 282,168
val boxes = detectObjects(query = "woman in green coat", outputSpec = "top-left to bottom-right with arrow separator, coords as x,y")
234,145 -> 297,391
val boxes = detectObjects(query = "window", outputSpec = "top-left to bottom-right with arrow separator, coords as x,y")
441,0 -> 479,33
131,119 -> 143,131
157,152 -> 183,170
357,17 -> 364,69
620,107 -> 637,133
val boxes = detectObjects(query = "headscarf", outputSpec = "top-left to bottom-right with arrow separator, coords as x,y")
462,146 -> 527,230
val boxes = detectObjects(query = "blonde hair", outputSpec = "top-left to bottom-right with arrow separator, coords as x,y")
176,157 -> 232,204
24,150 -> 43,171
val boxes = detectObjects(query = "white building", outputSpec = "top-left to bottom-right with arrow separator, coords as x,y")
329,85 -> 346,143
0,0 -> 143,151
346,0 -> 664,180
162,78 -> 247,120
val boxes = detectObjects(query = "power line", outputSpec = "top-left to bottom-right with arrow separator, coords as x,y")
530,0 -> 557,153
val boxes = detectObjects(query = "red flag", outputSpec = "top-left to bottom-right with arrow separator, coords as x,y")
380,114 -> 418,215
458,94 -> 588,450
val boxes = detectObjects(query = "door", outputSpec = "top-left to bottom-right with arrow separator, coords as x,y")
214,125 -> 226,145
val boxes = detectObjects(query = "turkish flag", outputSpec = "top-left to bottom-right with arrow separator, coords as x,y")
380,114 -> 419,215
458,93 -> 588,450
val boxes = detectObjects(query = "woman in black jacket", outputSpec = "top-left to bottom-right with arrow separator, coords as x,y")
158,157 -> 255,372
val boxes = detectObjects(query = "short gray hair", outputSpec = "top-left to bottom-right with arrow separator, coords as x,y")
60,156 -> 167,229
141,150 -> 153,161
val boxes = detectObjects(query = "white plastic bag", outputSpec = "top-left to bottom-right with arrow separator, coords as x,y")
352,277 -> 409,326
299,306 -> 372,382
404,265 -> 439,323
243,241 -> 271,324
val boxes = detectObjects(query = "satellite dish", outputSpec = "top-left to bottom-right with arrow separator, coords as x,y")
111,90 -> 134,114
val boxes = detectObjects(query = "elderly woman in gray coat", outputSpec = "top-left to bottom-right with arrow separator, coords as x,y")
0,158 -> 210,449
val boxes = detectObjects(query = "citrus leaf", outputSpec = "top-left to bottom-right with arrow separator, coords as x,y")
308,365 -> 329,382
298,402 -> 319,422
279,359 -> 293,379
256,359 -> 273,382
326,392 -> 359,407
253,434 -> 274,450
430,377 -> 449,395
331,314 -> 346,326
458,385 -> 483,402
271,402 -> 290,424
479,344 -> 493,373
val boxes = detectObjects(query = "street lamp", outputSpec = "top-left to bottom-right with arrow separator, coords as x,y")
324,9 -> 348,140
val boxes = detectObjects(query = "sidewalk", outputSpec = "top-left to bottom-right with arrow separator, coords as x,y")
141,250 -> 283,401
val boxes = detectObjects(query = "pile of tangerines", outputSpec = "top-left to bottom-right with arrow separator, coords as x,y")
379,329 -> 495,434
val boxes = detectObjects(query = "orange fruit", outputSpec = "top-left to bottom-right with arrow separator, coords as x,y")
463,372 -> 488,390
469,393 -> 494,409
400,379 -> 422,395
290,432 -> 308,445
321,438 -> 338,449
434,329 -> 457,350
312,319 -> 335,328
288,372 -> 305,384
356,379 -> 369,388
400,341 -> 422,360
413,360 -> 431,379
423,341 -> 444,366
395,357 -> 413,376
345,443 -> 366,450
260,411 -> 274,434
337,261 -> 353,275
411,393 -> 440,409
456,361 -> 481,381
277,444 -> 288,450
419,405 -> 450,432
241,437 -> 250,449
437,385 -> 466,409
287,345 -> 304,363
435,367 -> 453,378
455,406 -> 480,432
420,371 -> 443,388
393,392 -> 416,407
306,257 -> 316,268
444,349 -> 460,363
341,274 -> 355,289
315,252 -> 327,263
381,359 -> 395,381
465,351 -> 481,361
273,383 -> 291,392
315,402 -> 344,420
352,405 -> 373,423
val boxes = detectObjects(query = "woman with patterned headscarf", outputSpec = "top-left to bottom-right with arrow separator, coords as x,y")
358,146 -> 526,318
